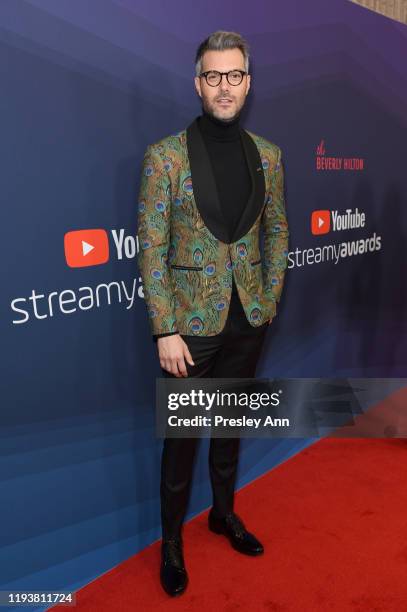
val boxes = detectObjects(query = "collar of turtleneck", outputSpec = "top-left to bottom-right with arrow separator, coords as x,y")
197,109 -> 241,142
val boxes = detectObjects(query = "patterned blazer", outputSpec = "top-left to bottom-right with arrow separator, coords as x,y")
137,116 -> 289,337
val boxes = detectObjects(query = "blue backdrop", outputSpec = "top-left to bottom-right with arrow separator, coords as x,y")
1,0 -> 406,606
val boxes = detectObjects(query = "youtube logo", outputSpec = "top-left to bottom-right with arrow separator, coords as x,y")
311,210 -> 330,235
64,229 -> 109,268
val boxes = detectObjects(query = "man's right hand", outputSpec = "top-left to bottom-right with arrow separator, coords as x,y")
157,334 -> 195,377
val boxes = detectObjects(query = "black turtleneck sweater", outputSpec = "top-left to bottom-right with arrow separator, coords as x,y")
197,110 -> 251,242
154,110 -> 252,341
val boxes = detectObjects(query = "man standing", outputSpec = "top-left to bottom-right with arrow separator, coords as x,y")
137,30 -> 289,597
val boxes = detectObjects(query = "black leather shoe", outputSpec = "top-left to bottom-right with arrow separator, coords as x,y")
160,537 -> 188,597
208,510 -> 264,556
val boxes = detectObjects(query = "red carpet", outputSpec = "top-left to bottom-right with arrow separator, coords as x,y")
51,437 -> 407,611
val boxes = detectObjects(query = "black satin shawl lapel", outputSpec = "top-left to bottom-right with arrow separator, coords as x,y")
231,127 -> 266,243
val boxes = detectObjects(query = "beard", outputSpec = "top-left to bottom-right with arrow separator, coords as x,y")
202,97 -> 243,124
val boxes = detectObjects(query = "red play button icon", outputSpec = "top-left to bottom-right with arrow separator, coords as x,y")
311,210 -> 331,235
64,229 -> 109,267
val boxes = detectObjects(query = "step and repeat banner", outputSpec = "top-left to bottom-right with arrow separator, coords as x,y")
1,0 -> 406,602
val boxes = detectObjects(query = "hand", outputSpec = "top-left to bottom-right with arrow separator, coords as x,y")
157,334 -> 195,377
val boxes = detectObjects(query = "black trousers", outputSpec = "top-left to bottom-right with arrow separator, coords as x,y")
160,280 -> 269,539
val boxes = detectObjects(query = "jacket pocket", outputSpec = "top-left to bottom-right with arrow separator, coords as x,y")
170,264 -> 203,271
250,259 -> 262,266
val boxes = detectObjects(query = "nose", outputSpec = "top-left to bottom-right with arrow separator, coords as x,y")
219,74 -> 231,88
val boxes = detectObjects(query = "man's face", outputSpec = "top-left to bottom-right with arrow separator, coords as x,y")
194,48 -> 251,122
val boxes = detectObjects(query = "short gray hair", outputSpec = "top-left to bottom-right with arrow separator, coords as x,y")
195,30 -> 250,77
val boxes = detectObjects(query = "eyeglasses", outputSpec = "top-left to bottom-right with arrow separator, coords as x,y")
199,70 -> 247,87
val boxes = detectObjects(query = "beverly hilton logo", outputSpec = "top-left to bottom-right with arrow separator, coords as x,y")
316,140 -> 365,171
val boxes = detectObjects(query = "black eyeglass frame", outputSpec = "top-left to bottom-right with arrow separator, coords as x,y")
199,69 -> 248,87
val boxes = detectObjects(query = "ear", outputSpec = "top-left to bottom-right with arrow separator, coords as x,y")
194,76 -> 202,98
245,73 -> 251,95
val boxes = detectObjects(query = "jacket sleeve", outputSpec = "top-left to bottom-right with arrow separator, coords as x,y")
137,144 -> 178,336
153,331 -> 180,343
261,146 -> 289,305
